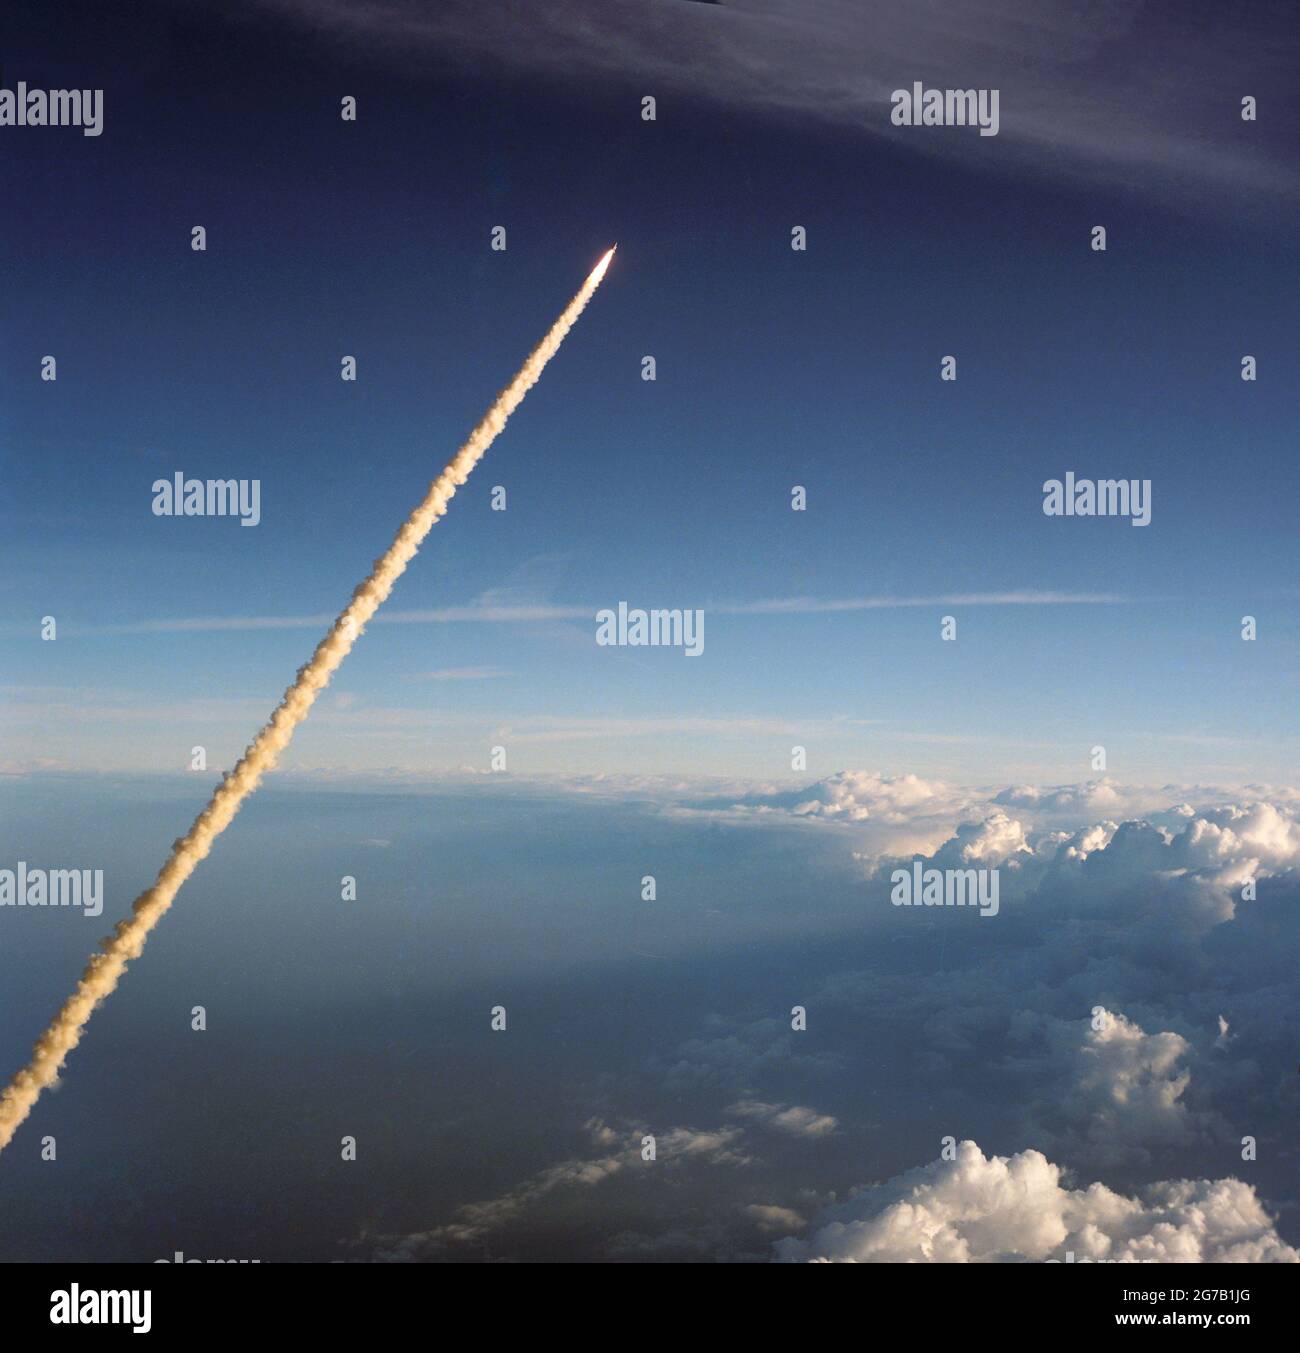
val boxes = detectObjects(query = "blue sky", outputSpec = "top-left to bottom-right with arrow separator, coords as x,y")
2,0 -> 1296,783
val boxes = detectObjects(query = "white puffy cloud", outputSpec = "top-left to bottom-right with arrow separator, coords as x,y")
1005,1010 -> 1198,1169
931,810 -> 1032,867
728,774 -> 1300,881
785,771 -> 949,822
995,780 -> 1126,814
1073,1011 -> 1190,1136
1174,802 -> 1299,872
776,1141 -> 1299,1263
836,785 -> 1300,939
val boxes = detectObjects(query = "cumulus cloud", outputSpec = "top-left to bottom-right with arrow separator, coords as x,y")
727,774 -> 1300,872
930,810 -> 1032,868
1004,1010 -> 1201,1170
749,774 -> 1300,1228
1072,1011 -> 1191,1138
805,778 -> 1300,942
781,771 -> 949,823
995,779 -> 1126,814
1175,802 -> 1300,872
776,1141 -> 1299,1263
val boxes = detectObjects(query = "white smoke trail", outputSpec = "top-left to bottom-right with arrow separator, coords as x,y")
0,247 -> 616,1153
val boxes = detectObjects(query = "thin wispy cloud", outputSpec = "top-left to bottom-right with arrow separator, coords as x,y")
405,666 -> 514,682
717,591 -> 1126,615
490,715 -> 878,744
55,590 -> 1128,636
249,0 -> 1300,205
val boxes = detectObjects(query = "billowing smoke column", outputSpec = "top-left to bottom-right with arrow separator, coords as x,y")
0,247 -> 616,1153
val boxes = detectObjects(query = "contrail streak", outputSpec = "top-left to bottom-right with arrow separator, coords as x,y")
0,247 -> 616,1154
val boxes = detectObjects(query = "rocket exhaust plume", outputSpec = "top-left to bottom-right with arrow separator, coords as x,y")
0,248 -> 617,1154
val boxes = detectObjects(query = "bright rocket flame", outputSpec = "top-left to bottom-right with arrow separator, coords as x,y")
0,252 -> 616,1154
591,245 -> 616,284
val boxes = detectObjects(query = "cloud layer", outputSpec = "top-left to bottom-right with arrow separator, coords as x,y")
777,1140 -> 1298,1263
325,771 -> 1300,1262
